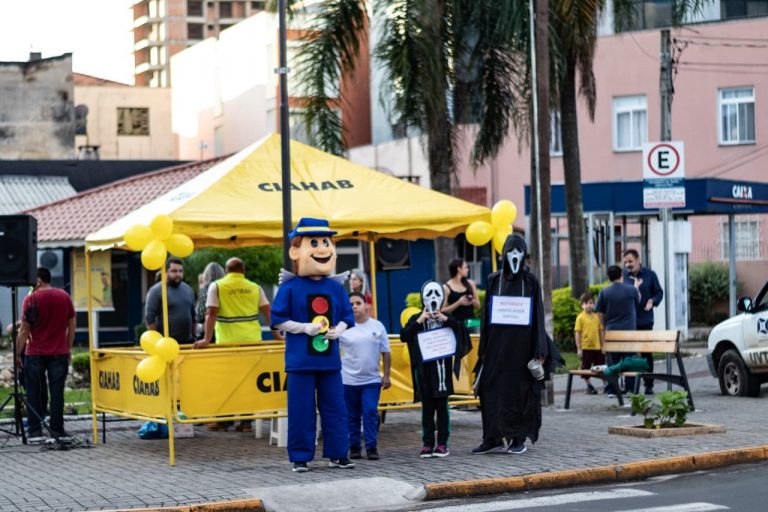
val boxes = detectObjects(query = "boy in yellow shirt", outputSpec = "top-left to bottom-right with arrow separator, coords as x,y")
574,292 -> 605,395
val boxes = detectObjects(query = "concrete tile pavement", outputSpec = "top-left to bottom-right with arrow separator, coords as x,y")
1,353 -> 766,511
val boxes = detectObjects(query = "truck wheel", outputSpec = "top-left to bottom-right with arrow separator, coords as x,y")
718,349 -> 761,397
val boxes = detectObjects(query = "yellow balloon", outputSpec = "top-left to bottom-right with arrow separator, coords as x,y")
155,337 -> 180,362
141,239 -> 167,270
465,221 -> 495,247
493,229 -> 512,253
124,225 -> 152,251
140,330 -> 162,354
136,355 -> 166,382
400,306 -> 421,328
166,233 -> 194,258
150,215 -> 174,241
492,200 -> 518,231
402,345 -> 411,366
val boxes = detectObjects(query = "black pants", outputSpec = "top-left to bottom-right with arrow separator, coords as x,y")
25,354 -> 68,435
479,383 -> 501,445
421,394 -> 449,447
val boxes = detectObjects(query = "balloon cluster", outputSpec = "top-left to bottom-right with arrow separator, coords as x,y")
123,215 -> 194,381
124,215 -> 194,270
464,200 -> 517,252
137,330 -> 181,382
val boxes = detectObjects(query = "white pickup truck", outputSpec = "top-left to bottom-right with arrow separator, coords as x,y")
707,281 -> 768,397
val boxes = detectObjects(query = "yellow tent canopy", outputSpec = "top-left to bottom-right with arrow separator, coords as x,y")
86,134 -> 491,249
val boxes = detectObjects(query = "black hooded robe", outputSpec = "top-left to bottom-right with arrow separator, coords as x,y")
476,241 -> 548,445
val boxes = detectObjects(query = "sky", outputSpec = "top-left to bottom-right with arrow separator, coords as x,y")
0,0 -> 136,84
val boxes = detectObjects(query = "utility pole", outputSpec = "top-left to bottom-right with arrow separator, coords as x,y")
660,28 -> 673,388
278,0 -> 292,269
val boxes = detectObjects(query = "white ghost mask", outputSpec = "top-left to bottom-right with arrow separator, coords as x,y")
507,248 -> 525,275
421,281 -> 445,314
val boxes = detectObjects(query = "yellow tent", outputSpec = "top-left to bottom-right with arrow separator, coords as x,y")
86,134 -> 491,249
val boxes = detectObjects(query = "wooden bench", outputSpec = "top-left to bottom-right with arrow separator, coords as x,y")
564,330 -> 694,410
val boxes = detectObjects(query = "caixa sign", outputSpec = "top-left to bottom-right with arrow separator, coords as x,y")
733,185 -> 753,200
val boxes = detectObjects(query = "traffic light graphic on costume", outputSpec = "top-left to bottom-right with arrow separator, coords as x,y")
307,294 -> 333,355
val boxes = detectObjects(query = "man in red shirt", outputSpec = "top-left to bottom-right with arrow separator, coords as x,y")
16,267 -> 76,440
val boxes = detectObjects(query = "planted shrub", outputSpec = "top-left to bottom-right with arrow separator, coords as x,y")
552,283 -> 608,352
688,262 -> 734,325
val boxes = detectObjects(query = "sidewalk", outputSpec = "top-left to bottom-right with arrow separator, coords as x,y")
1,353 -> 766,512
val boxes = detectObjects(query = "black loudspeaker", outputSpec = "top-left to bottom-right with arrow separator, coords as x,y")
0,215 -> 38,286
376,238 -> 411,270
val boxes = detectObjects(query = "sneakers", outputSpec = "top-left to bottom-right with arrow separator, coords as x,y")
472,441 -> 504,454
292,462 -> 309,472
366,447 -> 380,460
607,393 -> 617,399
508,442 -> 527,455
234,422 -> 252,433
433,445 -> 449,457
586,384 -> 598,395
207,422 -> 229,431
349,447 -> 362,459
419,446 -> 434,458
27,432 -> 45,444
328,457 -> 355,469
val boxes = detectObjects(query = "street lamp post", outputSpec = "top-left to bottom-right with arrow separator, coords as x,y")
278,0 -> 292,269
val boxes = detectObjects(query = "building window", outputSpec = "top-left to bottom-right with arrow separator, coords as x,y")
219,1 -> 233,17
187,0 -> 203,16
719,87 -> 755,145
187,23 -> 204,40
251,1 -> 265,9
721,0 -> 768,20
616,0 -> 673,31
721,217 -> 762,261
612,95 -> 647,151
550,111 -> 562,156
117,108 -> 150,136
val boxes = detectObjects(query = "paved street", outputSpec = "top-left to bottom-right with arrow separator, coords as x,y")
0,352 -> 766,511
411,462 -> 768,511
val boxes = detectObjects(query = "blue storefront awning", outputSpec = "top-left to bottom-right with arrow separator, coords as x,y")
525,178 -> 768,216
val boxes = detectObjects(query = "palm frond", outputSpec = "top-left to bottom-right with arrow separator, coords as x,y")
294,0 -> 368,154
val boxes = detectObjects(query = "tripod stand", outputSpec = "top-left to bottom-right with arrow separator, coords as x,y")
0,286 -> 66,449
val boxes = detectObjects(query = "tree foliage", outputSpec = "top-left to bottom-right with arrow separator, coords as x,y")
182,247 -> 283,292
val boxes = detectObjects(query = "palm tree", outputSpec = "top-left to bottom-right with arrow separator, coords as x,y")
550,0 -> 708,299
295,0 -> 532,281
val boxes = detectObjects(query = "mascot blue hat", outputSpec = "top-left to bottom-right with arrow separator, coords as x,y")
288,217 -> 337,241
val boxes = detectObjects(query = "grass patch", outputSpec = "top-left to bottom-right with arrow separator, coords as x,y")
0,387 -> 91,419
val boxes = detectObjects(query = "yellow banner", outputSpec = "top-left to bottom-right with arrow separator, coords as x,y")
72,249 -> 113,310
176,346 -> 288,418
92,353 -> 169,418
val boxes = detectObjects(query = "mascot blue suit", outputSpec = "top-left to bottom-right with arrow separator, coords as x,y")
271,218 -> 355,472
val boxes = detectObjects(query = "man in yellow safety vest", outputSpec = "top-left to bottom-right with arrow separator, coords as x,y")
194,257 -> 282,431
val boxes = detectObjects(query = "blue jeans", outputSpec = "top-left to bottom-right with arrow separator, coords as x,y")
344,383 -> 381,450
25,354 -> 69,435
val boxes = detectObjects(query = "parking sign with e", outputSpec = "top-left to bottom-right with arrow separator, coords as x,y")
643,142 -> 685,180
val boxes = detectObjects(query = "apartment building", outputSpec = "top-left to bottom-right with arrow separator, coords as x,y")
133,0 -> 266,87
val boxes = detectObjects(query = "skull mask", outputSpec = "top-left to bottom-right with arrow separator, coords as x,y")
503,234 -> 528,277
421,280 -> 445,314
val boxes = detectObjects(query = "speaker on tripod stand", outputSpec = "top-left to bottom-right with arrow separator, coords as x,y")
0,215 -> 38,444
376,239 -> 411,332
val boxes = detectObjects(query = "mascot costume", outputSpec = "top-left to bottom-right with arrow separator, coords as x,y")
400,280 -> 470,457
474,234 -> 547,455
271,218 -> 355,472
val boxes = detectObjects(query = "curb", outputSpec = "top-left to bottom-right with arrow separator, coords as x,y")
108,498 -> 265,512
423,446 -> 768,500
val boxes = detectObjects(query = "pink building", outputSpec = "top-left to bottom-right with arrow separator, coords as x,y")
456,14 -> 768,297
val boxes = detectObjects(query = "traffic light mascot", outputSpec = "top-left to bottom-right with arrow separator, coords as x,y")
271,218 -> 356,472
473,234 -> 548,455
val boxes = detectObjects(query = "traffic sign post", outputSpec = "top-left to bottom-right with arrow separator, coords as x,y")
643,141 -> 686,209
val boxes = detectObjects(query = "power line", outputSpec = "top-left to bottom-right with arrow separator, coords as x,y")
680,66 -> 768,75
628,32 -> 657,61
701,144 -> 768,178
679,61 -> 768,67
682,34 -> 768,42
677,38 -> 768,49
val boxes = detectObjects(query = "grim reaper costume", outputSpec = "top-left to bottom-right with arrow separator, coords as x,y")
474,235 -> 548,454
400,281 -> 470,453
